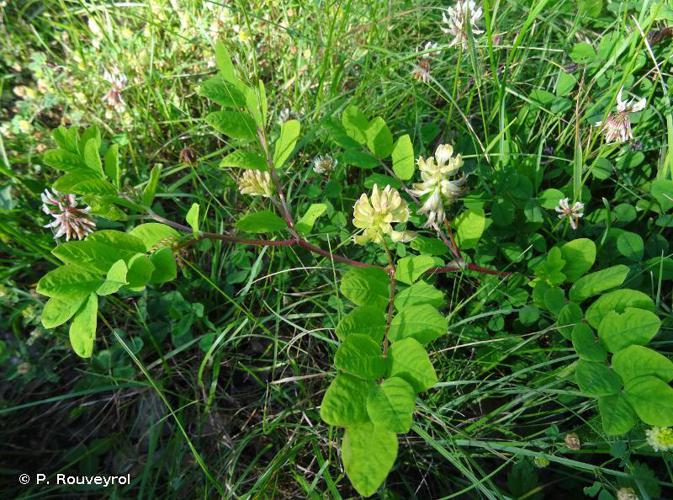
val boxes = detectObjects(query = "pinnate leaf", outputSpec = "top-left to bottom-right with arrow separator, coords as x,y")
342,422 -> 398,497
320,374 -> 373,427
597,307 -> 661,353
389,304 -> 447,344
366,377 -> 415,433
388,338 -> 437,392
334,334 -> 385,380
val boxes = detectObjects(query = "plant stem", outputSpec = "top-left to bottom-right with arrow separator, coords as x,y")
382,241 -> 396,357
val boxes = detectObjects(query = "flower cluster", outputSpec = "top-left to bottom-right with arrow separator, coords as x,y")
412,41 -> 439,83
41,189 -> 96,241
646,426 -> 673,452
555,198 -> 584,230
411,144 -> 466,227
102,67 -> 128,113
441,1 -> 484,50
352,185 -> 415,245
596,87 -> 646,144
238,170 -> 274,198
312,155 -> 338,175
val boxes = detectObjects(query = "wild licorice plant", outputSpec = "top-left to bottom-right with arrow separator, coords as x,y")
34,41 -> 673,496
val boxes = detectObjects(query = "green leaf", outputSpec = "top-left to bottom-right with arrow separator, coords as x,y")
651,179 -> 673,211
339,149 -> 380,169
149,247 -> 177,285
87,230 -> 147,253
220,150 -> 267,171
244,84 -> 266,129
340,267 -> 390,310
43,149 -> 86,172
341,105 -> 369,144
52,126 -> 79,154
214,41 -> 237,84
572,323 -> 607,362
42,293 -> 88,328
391,134 -> 414,180
186,203 -> 200,237
142,164 -> 162,206
365,117 -> 394,158
96,259 -> 128,296
205,111 -> 257,140
411,236 -> 449,256
342,422 -> 398,497
598,394 -> 637,436
544,286 -> 566,315
334,334 -> 386,380
557,302 -> 583,339
624,376 -> 673,426
617,232 -> 644,261
69,293 -> 98,358
556,71 -> 577,97
389,304 -> 447,344
578,0 -> 603,17
388,337 -> 438,392
53,173 -> 116,196
575,360 -> 622,397
568,265 -> 630,303
585,289 -> 655,329
128,223 -> 180,252
570,42 -> 596,64
598,307 -> 661,353
336,306 -> 386,343
126,254 -> 155,290
273,119 -> 300,168
320,374 -> 373,426
37,265 -> 103,298
612,345 -> 673,384
236,210 -> 287,233
394,281 -> 444,310
560,239 -> 596,281
104,144 -> 120,188
366,377 -> 415,433
296,203 -> 327,234
79,126 -> 101,156
454,208 -> 486,249
198,76 -> 246,107
52,238 -> 138,274
538,188 -> 565,209
395,255 -> 435,285
83,138 -> 103,175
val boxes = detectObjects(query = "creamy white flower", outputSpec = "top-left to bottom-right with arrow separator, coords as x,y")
312,155 -> 337,175
41,189 -> 96,241
441,1 -> 484,50
616,488 -> 638,500
352,185 -> 415,245
411,144 -> 466,227
555,198 -> 584,230
102,67 -> 128,113
596,87 -> 646,143
646,426 -> 673,452
238,170 -> 274,197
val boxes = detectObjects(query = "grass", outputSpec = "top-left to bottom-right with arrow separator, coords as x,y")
2,0 -> 673,498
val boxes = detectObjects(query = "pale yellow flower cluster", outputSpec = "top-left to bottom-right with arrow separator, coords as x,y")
238,170 -> 274,198
352,185 -> 416,245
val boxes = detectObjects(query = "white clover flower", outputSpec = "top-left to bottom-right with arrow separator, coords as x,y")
41,189 -> 96,241
412,41 -> 439,83
102,67 -> 128,113
596,87 -> 646,144
441,1 -> 484,50
646,426 -> 673,452
616,488 -> 638,500
352,184 -> 416,245
312,155 -> 338,175
238,169 -> 274,198
411,144 -> 466,227
555,198 -> 584,230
